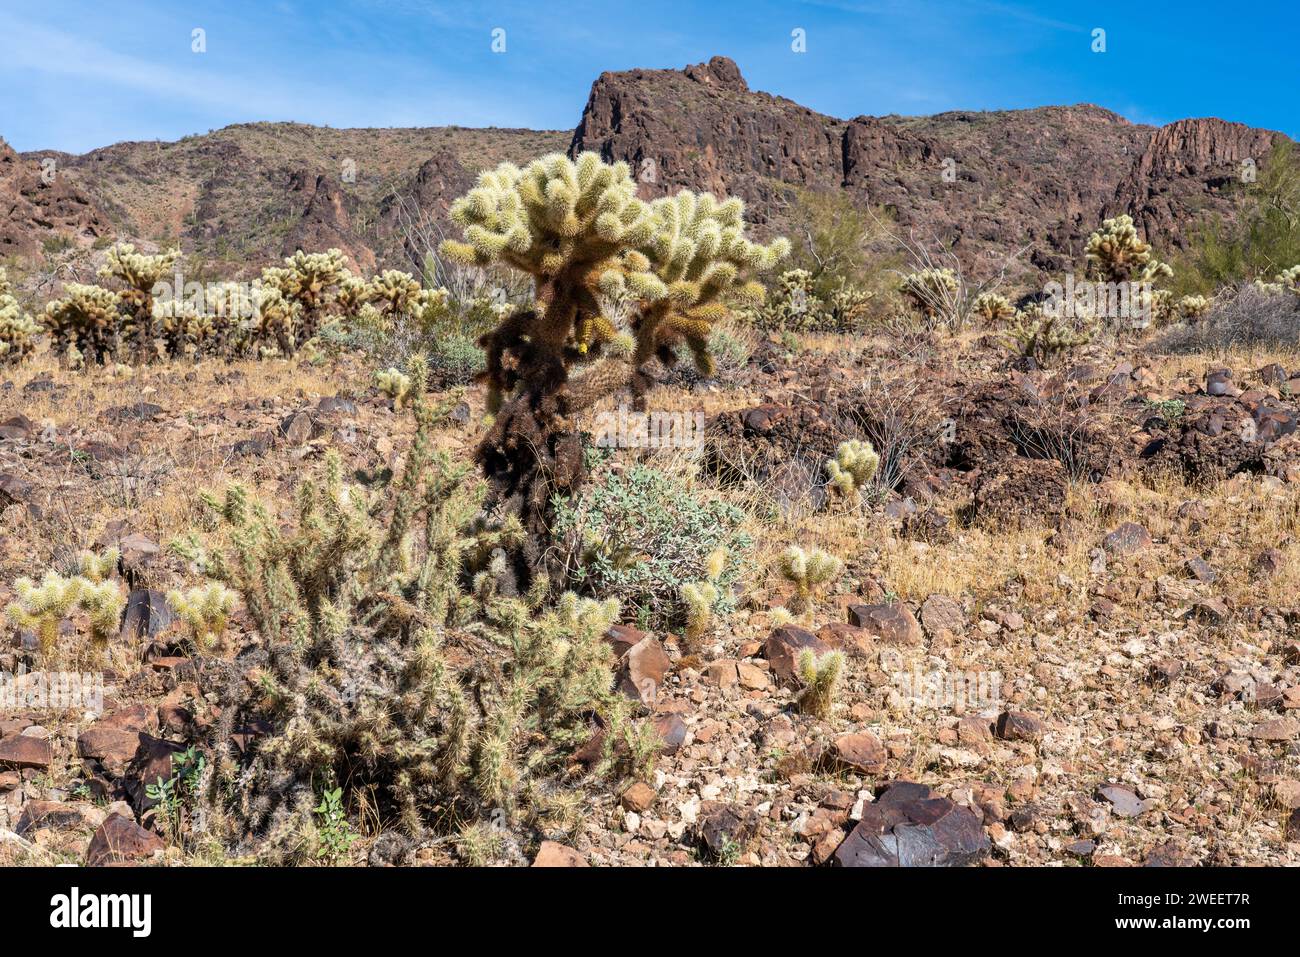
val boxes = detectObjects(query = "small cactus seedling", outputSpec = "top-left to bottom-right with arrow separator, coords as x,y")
681,581 -> 719,646
5,572 -> 82,655
375,367 -> 414,409
167,583 -> 237,650
679,546 -> 729,647
826,438 -> 880,498
777,545 -> 843,606
796,648 -> 844,718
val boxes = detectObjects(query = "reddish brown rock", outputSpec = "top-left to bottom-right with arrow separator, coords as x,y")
86,812 -> 164,866
995,710 -> 1043,742
0,734 -> 53,769
763,625 -> 831,683
846,603 -> 922,647
532,841 -> 589,867
1103,522 -> 1153,556
831,732 -> 887,774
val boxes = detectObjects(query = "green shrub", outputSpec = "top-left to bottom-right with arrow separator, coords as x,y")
553,464 -> 752,630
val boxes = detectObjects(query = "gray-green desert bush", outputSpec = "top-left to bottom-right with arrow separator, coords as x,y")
553,463 -> 751,630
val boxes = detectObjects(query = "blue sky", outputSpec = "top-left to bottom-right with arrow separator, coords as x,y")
1,0 -> 1295,153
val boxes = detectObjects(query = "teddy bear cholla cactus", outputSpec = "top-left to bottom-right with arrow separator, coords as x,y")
796,647 -> 844,718
44,282 -> 122,364
441,152 -> 788,587
971,291 -> 1016,325
1085,215 -> 1173,285
679,547 -> 728,647
374,367 -> 413,409
1276,265 -> 1300,297
777,545 -> 843,607
5,549 -> 126,655
1174,294 -> 1212,321
0,268 -> 39,366
826,438 -> 880,498
260,248 -> 350,348
176,357 -> 642,861
167,583 -> 236,651
97,243 -> 180,361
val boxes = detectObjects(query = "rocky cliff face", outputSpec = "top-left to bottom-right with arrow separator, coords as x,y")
1,57 -> 1288,279
570,56 -> 1289,276
0,139 -> 107,259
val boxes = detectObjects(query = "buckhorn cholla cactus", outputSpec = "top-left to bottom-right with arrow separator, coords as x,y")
1004,305 -> 1095,367
826,438 -> 880,498
178,356 -> 644,861
441,152 -> 788,588
0,269 -> 40,366
98,243 -> 180,362
778,545 -> 843,609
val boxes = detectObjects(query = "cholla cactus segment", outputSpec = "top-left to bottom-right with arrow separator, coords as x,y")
777,545 -> 844,601
375,367 -> 414,409
166,583 -> 237,650
681,580 -> 719,645
1276,265 -> 1300,297
1174,294 -> 1211,321
796,648 -> 843,718
0,278 -> 40,366
826,439 -> 880,497
971,291 -> 1016,325
551,591 -> 620,635
1004,307 -> 1095,366
899,267 -> 958,319
5,572 -> 82,655
77,547 -> 119,583
77,579 -> 126,646
98,243 -> 179,294
367,270 -> 424,317
43,282 -> 122,364
1085,215 -> 1169,284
